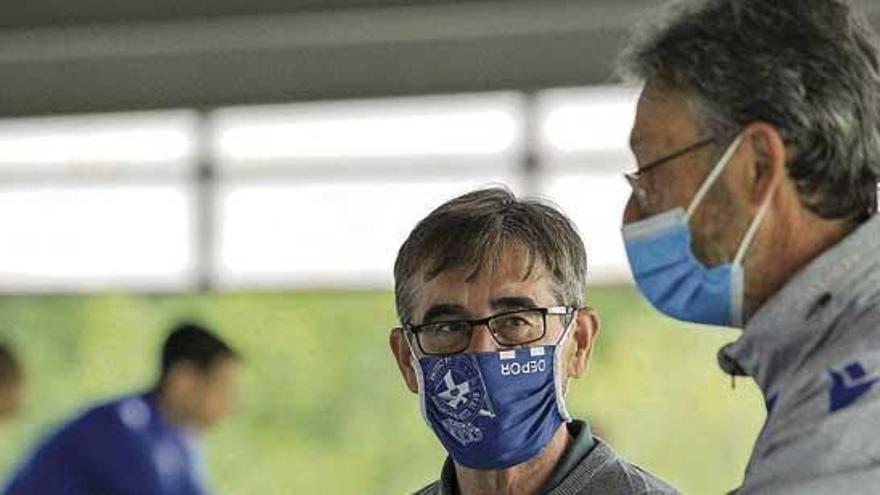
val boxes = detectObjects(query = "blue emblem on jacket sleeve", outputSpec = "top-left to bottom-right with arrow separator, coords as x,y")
828,362 -> 879,413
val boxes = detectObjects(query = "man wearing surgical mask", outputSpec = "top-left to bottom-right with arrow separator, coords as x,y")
390,187 -> 677,495
619,0 -> 880,493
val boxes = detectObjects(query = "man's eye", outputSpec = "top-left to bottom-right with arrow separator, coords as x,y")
430,321 -> 469,334
499,316 -> 530,327
495,315 -> 538,332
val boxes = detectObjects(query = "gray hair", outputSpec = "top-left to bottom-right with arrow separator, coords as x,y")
619,0 -> 880,222
393,187 -> 587,325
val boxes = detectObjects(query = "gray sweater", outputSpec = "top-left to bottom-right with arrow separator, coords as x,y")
414,421 -> 678,495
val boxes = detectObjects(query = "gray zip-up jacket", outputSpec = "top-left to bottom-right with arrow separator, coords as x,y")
719,214 -> 880,494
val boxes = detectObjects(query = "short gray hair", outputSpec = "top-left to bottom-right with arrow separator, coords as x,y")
619,0 -> 880,222
393,187 -> 587,325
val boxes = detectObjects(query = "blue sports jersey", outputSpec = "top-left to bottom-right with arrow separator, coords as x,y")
4,393 -> 209,495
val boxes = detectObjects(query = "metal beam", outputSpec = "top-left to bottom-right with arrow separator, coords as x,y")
0,0 -> 877,116
0,0 -> 649,116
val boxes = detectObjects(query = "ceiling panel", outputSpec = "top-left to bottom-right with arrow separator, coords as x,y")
0,0 -> 877,116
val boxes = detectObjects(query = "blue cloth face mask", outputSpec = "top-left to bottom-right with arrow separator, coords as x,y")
409,316 -> 575,470
622,134 -> 774,328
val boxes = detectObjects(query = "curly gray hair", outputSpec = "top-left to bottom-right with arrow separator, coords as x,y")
619,0 -> 880,222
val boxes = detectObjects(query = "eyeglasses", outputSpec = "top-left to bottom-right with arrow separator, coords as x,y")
405,306 -> 574,356
624,137 -> 714,207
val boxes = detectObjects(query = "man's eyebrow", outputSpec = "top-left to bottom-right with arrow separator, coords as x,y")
491,296 -> 539,311
421,303 -> 469,323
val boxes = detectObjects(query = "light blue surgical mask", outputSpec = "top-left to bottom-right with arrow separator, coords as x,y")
408,317 -> 575,469
622,134 -> 773,327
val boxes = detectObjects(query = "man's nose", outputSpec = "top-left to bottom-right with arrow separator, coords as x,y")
465,324 -> 498,354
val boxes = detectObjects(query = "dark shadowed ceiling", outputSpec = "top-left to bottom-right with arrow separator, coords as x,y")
1,0 -> 878,116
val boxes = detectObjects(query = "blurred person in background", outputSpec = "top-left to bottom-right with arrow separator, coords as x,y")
3,322 -> 240,495
389,187 -> 678,494
0,343 -> 25,420
618,0 -> 880,492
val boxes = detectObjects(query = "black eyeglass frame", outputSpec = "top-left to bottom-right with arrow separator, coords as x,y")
623,137 -> 715,207
403,306 -> 575,356
624,137 -> 715,182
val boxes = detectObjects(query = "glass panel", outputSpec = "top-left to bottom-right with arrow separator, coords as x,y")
537,85 -> 639,161
212,93 -> 523,167
216,176 -> 520,289
540,173 -> 633,284
0,111 -> 198,176
0,185 -> 195,292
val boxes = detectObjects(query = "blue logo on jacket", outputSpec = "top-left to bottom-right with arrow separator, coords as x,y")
829,362 -> 878,413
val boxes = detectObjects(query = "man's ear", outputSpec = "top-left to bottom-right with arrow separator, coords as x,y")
740,122 -> 787,208
390,328 -> 419,394
567,308 -> 601,379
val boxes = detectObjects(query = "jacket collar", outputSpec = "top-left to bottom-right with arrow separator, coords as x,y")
719,214 -> 880,396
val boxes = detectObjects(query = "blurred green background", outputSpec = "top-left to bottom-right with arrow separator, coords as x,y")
0,286 -> 764,494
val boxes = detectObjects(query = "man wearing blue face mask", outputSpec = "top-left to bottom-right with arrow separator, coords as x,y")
618,0 -> 880,493
389,187 -> 678,495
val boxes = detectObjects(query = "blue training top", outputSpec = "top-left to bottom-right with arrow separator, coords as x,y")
4,393 -> 209,495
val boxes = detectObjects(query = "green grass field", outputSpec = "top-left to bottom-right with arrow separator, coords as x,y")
0,287 -> 764,494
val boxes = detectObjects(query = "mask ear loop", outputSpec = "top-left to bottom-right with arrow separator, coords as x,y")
732,190 -> 775,267
554,309 -> 578,346
402,328 -> 431,424
728,168 -> 779,327
685,134 -> 744,221
552,308 -> 579,422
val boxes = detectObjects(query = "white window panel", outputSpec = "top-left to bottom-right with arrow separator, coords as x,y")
537,149 -> 636,181
538,85 -> 640,163
540,173 -> 634,284
212,93 -> 524,167
0,185 -> 195,292
216,177 -> 520,289
0,111 -> 198,176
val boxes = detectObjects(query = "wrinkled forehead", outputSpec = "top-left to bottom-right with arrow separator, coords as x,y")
632,82 -> 704,150
412,243 -> 558,316
425,240 -> 545,282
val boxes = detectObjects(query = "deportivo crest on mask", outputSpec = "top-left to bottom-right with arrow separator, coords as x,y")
426,356 -> 496,445
413,318 -> 575,469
